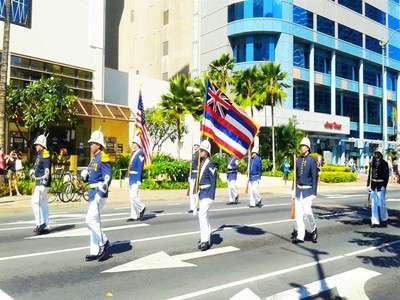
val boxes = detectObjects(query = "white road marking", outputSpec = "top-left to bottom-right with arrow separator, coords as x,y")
166,240 -> 400,300
386,198 -> 400,202
0,289 -> 13,300
264,267 -> 379,300
230,288 -> 260,300
324,194 -> 364,199
102,246 -> 240,273
25,223 -> 149,239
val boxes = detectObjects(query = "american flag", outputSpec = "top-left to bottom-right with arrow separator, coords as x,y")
202,78 -> 259,159
134,91 -> 151,166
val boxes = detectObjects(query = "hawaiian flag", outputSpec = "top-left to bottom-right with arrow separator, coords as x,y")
134,91 -> 152,166
201,78 -> 260,159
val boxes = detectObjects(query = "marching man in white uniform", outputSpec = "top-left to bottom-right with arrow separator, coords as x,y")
127,136 -> 146,222
81,129 -> 112,261
197,140 -> 216,251
30,134 -> 52,235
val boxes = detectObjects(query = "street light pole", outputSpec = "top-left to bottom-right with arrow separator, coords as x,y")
379,28 -> 400,159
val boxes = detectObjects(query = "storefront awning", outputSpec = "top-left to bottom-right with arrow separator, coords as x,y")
75,99 -> 135,122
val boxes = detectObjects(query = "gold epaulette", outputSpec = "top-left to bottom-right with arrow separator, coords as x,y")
101,151 -> 110,163
43,149 -> 51,159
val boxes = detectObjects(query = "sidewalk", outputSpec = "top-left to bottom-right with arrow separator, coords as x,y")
1,174 -> 397,214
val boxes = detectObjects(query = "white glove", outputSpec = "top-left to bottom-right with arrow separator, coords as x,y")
81,169 -> 89,181
29,169 -> 35,178
291,190 -> 295,199
367,186 -> 371,193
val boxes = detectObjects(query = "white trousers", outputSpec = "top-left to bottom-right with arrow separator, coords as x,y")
249,180 -> 261,206
371,188 -> 388,225
198,198 -> 213,243
31,186 -> 49,229
86,197 -> 108,255
294,193 -> 317,240
228,179 -> 238,203
129,183 -> 145,219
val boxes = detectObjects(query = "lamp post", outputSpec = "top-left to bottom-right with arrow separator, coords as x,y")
292,115 -> 298,153
379,28 -> 400,159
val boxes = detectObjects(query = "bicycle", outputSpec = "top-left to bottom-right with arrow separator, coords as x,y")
48,152 -> 72,203
62,172 -> 89,202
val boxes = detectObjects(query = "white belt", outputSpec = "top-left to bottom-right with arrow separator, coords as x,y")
372,179 -> 384,182
199,184 -> 210,190
129,171 -> 138,175
89,183 -> 99,188
297,185 -> 312,189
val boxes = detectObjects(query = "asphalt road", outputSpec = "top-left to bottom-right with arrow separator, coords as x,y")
1,186 -> 400,299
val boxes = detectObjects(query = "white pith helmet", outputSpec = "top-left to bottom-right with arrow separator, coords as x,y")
374,147 -> 383,155
300,137 -> 311,149
34,134 -> 47,149
251,146 -> 259,154
88,130 -> 105,148
199,140 -> 211,155
132,135 -> 141,148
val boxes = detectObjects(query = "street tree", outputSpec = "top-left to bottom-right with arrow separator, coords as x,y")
6,77 -> 78,144
0,0 -> 11,147
258,62 -> 291,171
159,74 -> 202,159
208,53 -> 234,93
145,107 -> 184,153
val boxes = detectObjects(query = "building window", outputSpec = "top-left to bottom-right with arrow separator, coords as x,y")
163,10 -> 169,25
228,2 -> 243,22
9,54 -> 93,100
389,44 -> 400,62
314,50 -> 331,74
315,87 -> 331,114
293,42 -> 309,69
338,0 -> 362,14
163,41 -> 168,56
336,92 -> 359,122
317,15 -> 334,37
388,15 -> 400,31
365,3 -> 386,25
293,81 -> 309,111
365,97 -> 380,125
0,0 -> 31,28
231,34 -> 274,63
363,67 -> 380,87
365,35 -> 381,54
336,58 -> 358,81
387,71 -> 398,92
253,0 -> 263,18
338,24 -> 362,47
293,5 -> 313,29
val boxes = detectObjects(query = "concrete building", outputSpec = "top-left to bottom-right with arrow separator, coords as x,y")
199,0 -> 400,167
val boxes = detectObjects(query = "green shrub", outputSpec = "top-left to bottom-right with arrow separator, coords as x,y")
320,171 -> 357,183
321,165 -> 351,173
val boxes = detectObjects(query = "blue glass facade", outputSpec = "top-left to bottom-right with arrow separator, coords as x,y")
0,0 -> 31,27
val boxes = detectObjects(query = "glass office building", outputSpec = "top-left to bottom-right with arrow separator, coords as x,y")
201,0 -> 400,166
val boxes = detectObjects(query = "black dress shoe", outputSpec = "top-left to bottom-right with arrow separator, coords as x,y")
187,210 -> 194,213
311,228 -> 318,243
98,240 -> 110,261
198,242 -> 210,251
40,229 -> 50,235
34,223 -> 46,235
139,207 -> 146,220
370,223 -> 379,228
226,202 -> 234,205
127,218 -> 137,222
235,195 -> 239,203
381,221 -> 388,227
85,254 -> 98,261
292,238 -> 304,244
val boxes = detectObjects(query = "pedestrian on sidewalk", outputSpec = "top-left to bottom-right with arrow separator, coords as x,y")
249,146 -> 262,208
197,140 -> 216,251
127,136 -> 146,222
226,155 -> 239,205
367,148 -> 389,228
188,142 -> 200,213
30,135 -> 52,235
282,156 -> 290,185
0,147 -> 7,188
6,150 -> 22,196
82,129 -> 112,261
292,137 -> 318,244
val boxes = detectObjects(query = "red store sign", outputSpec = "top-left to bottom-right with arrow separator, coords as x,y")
324,121 -> 342,130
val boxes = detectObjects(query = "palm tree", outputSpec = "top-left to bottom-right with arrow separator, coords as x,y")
159,74 -> 202,159
0,0 -> 11,147
258,62 -> 291,171
208,53 -> 234,93
231,65 -> 262,117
